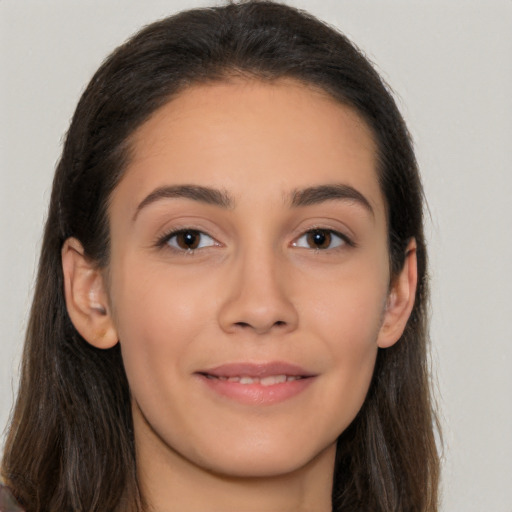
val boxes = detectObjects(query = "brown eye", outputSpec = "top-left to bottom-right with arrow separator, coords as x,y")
306,230 -> 332,249
293,229 -> 348,250
176,230 -> 200,250
166,230 -> 216,251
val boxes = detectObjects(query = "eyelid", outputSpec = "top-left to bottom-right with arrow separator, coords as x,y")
291,227 -> 355,250
152,222 -> 355,253
155,228 -> 220,252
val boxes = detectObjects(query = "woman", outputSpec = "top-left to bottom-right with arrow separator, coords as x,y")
1,1 -> 440,511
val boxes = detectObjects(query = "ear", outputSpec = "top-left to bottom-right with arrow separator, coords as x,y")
377,238 -> 418,349
61,237 -> 118,349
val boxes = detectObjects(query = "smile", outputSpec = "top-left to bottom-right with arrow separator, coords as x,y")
196,362 -> 316,405
204,374 -> 304,385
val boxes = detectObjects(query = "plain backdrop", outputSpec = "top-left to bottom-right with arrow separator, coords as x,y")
1,1 -> 511,510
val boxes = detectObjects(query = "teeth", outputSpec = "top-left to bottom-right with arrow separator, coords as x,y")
260,374 -> 287,386
209,374 -> 303,385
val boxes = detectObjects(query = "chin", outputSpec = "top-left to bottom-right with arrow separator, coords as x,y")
189,435 -> 338,479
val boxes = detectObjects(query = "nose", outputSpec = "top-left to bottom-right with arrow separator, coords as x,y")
217,247 -> 299,336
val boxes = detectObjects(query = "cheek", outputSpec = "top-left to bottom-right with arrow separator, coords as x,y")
109,261 -> 216,390
300,252 -> 388,345
311,283 -> 383,372
296,260 -> 387,425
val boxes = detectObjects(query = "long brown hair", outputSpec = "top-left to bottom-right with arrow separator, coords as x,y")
2,2 -> 440,510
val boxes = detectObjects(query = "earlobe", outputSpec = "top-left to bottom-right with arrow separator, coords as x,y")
61,238 -> 118,349
377,238 -> 418,349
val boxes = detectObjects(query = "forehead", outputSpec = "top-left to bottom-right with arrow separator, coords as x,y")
115,78 -> 385,218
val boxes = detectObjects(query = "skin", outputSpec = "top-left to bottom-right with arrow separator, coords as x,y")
62,79 -> 417,512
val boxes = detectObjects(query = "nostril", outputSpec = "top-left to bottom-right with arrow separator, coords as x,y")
234,322 -> 251,328
233,320 -> 287,331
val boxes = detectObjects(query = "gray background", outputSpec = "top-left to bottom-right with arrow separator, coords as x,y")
1,1 -> 511,510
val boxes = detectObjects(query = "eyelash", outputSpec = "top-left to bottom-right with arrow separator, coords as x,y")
155,227 -> 355,253
156,229 -> 218,252
292,228 -> 355,251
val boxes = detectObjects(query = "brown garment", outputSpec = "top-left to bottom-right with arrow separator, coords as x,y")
0,484 -> 24,512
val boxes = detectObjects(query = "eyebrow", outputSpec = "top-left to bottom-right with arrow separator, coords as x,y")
134,184 -> 234,220
134,182 -> 374,220
290,184 -> 374,216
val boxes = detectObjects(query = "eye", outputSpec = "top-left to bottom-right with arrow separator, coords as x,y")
293,228 -> 350,250
164,229 -> 217,251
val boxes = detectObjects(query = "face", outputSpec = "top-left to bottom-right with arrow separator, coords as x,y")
106,79 -> 394,478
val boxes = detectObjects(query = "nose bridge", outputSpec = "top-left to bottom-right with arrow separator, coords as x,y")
239,242 -> 282,302
218,238 -> 298,335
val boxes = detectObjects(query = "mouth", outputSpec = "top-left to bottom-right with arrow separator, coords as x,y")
202,374 -> 306,386
195,362 -> 316,405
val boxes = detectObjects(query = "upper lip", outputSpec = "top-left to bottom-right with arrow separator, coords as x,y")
197,362 -> 316,379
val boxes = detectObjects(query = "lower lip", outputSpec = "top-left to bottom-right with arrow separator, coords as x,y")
196,375 -> 315,405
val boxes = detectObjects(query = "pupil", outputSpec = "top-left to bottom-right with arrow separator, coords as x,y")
309,230 -> 330,249
179,231 -> 199,249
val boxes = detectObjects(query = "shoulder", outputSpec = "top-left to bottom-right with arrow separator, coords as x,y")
0,483 -> 24,512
